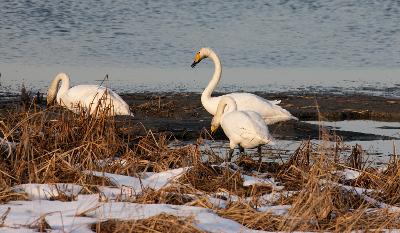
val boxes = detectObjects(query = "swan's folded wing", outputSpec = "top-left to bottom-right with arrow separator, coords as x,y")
222,111 -> 271,144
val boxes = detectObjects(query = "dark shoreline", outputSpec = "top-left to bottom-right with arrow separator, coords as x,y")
1,91 -> 399,141
123,92 -> 400,141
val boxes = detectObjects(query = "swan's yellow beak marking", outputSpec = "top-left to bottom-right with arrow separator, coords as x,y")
194,53 -> 201,62
211,125 -> 218,134
191,52 -> 202,68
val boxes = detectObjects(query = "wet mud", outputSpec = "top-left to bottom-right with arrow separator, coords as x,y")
1,91 -> 399,141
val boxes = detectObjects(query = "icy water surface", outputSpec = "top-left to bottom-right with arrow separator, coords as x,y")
173,121 -> 400,167
1,1 -> 400,95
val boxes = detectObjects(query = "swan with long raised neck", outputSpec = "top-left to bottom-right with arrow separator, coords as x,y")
211,96 -> 274,161
191,47 -> 297,124
47,73 -> 133,116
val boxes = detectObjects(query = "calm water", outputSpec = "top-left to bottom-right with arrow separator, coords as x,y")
0,0 -> 400,94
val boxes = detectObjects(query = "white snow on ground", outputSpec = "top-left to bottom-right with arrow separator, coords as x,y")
13,184 -> 83,200
5,162 -> 400,232
5,167 -> 299,233
257,205 -> 291,215
242,174 -> 284,191
85,167 -> 187,194
0,193 -> 271,233
335,168 -> 361,181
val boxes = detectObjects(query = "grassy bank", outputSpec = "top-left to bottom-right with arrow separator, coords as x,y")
0,99 -> 400,232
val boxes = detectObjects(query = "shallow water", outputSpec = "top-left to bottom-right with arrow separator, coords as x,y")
1,1 -> 400,95
172,121 -> 400,167
1,65 -> 400,98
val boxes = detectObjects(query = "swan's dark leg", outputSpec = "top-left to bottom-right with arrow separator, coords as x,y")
239,146 -> 245,154
237,146 -> 246,161
228,149 -> 234,162
258,145 -> 262,163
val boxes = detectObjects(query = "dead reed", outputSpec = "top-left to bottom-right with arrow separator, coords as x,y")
1,94 -> 400,232
91,214 -> 204,233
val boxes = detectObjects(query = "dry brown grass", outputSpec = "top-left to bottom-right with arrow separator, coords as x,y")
1,97 -> 400,232
132,96 -> 177,118
91,213 -> 204,233
217,202 -> 282,231
134,186 -> 194,205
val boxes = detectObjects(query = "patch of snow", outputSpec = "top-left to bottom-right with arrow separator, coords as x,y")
13,183 -> 83,200
257,205 -> 291,215
335,168 -> 361,180
207,196 -> 228,209
258,191 -> 297,205
242,175 -> 284,190
86,167 -> 188,195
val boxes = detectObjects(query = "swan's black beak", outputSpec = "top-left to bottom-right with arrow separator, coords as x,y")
191,61 -> 198,68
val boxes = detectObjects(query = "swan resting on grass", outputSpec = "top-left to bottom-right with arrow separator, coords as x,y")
210,96 -> 275,161
191,47 -> 297,125
47,73 -> 133,116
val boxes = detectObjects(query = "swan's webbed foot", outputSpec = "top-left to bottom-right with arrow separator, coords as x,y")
239,146 -> 245,154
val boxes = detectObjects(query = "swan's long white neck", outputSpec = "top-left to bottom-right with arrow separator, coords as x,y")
47,73 -> 70,104
214,96 -> 237,124
201,50 -> 222,114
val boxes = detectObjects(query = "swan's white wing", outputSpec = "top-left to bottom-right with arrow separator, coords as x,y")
60,85 -> 131,116
226,93 -> 297,125
221,111 -> 273,148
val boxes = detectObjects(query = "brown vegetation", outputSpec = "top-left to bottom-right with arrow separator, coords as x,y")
1,97 -> 400,232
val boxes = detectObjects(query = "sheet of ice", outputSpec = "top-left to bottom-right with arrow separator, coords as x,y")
257,205 -> 291,215
86,171 -> 142,189
242,175 -> 284,191
88,202 -> 265,233
335,169 -> 361,180
258,191 -> 297,205
13,183 -> 83,200
207,197 -> 228,209
306,120 -> 400,138
0,194 -> 100,231
0,228 -> 35,233
143,167 -> 187,190
87,167 -> 188,194
97,186 -> 134,200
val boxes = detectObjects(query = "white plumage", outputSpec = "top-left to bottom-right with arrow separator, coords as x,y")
191,47 -> 297,125
46,73 -> 133,116
211,96 -> 274,160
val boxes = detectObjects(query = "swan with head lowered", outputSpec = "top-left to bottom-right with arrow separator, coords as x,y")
47,73 -> 133,116
191,47 -> 297,125
211,96 -> 274,161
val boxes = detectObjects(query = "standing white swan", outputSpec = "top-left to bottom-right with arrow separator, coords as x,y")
211,96 -> 274,161
47,73 -> 133,116
191,47 -> 297,124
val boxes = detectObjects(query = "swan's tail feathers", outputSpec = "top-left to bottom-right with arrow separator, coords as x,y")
290,115 -> 299,121
266,139 -> 276,146
264,115 -> 297,125
260,136 -> 275,146
270,100 -> 281,105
